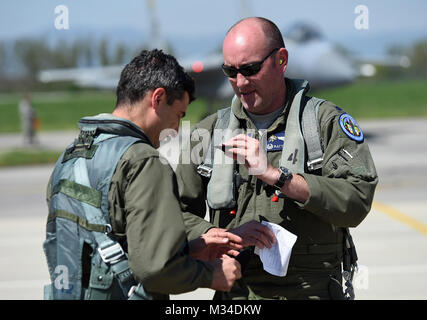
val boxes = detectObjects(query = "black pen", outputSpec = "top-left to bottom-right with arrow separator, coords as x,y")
214,144 -> 233,152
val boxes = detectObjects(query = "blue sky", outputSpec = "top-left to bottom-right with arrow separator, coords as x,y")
1,0 -> 427,56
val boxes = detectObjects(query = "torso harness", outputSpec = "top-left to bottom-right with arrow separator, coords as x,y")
43,114 -> 152,300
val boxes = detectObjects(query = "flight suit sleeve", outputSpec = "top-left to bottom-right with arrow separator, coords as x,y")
115,153 -> 214,294
175,159 -> 215,241
175,115 -> 219,240
298,103 -> 378,227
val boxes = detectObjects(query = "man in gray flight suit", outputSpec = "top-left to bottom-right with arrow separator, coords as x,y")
175,17 -> 378,300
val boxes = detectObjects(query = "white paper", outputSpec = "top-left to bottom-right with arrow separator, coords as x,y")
254,221 -> 297,277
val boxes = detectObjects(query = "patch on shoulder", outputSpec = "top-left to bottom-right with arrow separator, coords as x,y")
338,113 -> 364,142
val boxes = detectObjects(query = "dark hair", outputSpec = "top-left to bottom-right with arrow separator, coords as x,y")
227,17 -> 285,50
115,49 -> 195,108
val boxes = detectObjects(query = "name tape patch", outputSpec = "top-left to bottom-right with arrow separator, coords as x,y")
266,131 -> 285,151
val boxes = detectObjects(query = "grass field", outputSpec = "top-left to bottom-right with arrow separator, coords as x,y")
1,78 -> 426,134
0,91 -> 209,133
0,149 -> 62,167
311,78 -> 427,118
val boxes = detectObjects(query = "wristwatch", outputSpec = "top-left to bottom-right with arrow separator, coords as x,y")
273,166 -> 293,190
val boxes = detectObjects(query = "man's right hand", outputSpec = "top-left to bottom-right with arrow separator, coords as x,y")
229,220 -> 276,249
209,255 -> 242,292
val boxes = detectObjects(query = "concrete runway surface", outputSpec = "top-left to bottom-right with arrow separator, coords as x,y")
0,118 -> 426,300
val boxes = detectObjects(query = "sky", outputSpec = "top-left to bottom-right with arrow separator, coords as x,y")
1,0 -> 427,57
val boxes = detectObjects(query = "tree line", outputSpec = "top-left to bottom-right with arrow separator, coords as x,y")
0,37 -> 147,91
0,35 -> 425,91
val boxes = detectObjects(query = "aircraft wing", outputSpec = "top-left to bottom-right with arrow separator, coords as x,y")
38,23 -> 364,99
38,54 -> 234,99
352,54 -> 411,77
38,65 -> 123,89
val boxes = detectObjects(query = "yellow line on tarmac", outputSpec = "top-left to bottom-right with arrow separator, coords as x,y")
372,201 -> 427,236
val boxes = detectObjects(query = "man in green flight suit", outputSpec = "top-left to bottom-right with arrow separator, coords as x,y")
175,17 -> 378,300
44,49 -> 242,300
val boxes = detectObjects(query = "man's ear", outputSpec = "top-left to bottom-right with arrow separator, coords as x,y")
278,48 -> 288,72
151,87 -> 167,110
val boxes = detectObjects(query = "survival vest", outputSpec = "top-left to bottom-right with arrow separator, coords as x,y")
197,79 -> 358,299
43,114 -> 151,300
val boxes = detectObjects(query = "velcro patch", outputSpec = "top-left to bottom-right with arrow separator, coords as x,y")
266,131 -> 285,151
339,113 -> 364,142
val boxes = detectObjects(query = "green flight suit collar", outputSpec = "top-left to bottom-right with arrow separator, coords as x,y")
230,77 -> 298,132
78,113 -> 153,147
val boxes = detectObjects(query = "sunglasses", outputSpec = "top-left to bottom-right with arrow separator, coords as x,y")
221,48 -> 280,78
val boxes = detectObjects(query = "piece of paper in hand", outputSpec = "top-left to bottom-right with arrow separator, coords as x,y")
254,221 -> 297,277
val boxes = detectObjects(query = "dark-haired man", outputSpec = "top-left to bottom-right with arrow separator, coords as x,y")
44,49 -> 242,300
175,17 -> 378,300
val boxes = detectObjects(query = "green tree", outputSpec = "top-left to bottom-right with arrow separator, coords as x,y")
98,39 -> 110,66
0,42 -> 5,75
411,40 -> 427,75
14,38 -> 51,80
113,43 -> 127,65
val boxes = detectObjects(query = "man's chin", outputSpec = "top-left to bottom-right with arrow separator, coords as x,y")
240,96 -> 259,112
242,100 -> 262,114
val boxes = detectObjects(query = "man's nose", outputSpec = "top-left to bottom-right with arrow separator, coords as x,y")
236,72 -> 249,87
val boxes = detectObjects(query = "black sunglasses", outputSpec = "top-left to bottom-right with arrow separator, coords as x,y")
221,48 -> 280,78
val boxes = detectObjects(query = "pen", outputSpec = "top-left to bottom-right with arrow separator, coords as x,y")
214,144 -> 233,152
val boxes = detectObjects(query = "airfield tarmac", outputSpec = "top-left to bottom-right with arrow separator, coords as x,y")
0,118 -> 426,300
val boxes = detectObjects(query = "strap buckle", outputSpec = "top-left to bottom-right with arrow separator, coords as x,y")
343,262 -> 358,300
98,241 -> 124,264
307,157 -> 323,171
74,129 -> 97,150
197,164 -> 212,178
128,284 -> 152,300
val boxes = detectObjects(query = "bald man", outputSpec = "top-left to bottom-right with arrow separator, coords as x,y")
176,17 -> 378,300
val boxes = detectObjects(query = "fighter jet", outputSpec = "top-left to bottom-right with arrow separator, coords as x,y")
38,1 -> 359,111
38,22 -> 358,107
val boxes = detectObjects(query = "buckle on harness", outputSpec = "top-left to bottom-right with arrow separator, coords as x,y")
307,157 -> 323,171
197,164 -> 212,178
98,241 -> 124,264
74,129 -> 97,150
343,262 -> 358,300
128,284 -> 152,300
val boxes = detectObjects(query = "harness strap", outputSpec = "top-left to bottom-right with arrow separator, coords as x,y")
301,97 -> 326,171
278,79 -> 308,174
47,210 -> 109,233
52,179 -> 102,208
206,97 -> 241,209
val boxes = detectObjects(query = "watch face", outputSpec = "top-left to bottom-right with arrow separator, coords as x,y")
279,167 -> 291,179
274,167 -> 292,190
